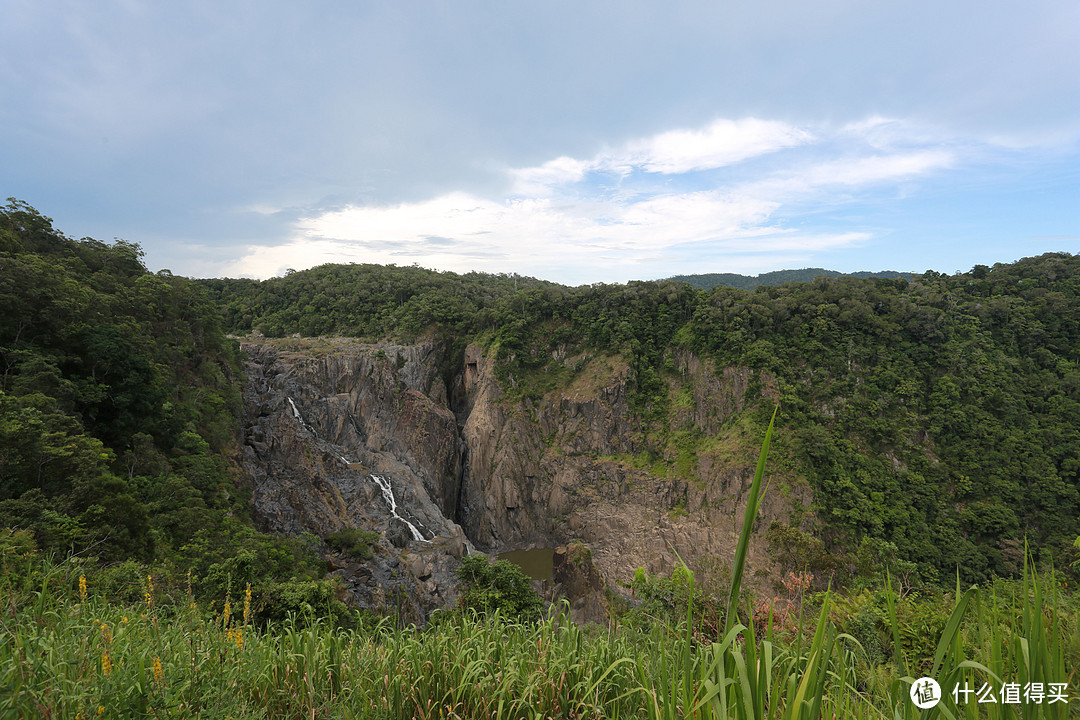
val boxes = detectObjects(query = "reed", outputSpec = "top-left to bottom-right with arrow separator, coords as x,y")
2,412 -> 1076,718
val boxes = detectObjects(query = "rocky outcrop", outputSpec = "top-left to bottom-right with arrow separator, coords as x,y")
456,343 -> 804,601
238,335 -> 807,623
239,337 -> 472,621
551,542 -> 608,625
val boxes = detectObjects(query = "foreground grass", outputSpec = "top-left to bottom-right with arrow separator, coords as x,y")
4,412 -> 1077,718
2,565 -> 1076,719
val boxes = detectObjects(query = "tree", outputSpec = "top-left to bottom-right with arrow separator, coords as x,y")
455,554 -> 544,623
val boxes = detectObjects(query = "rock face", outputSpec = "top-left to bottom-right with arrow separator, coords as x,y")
239,336 -> 806,622
456,344 -> 802,602
240,338 -> 472,622
551,542 -> 609,625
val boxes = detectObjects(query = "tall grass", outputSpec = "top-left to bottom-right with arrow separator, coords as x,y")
636,407 -> 869,719
2,411 -> 1076,718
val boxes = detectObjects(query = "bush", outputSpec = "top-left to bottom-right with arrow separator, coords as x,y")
325,527 -> 380,560
455,554 -> 544,623
625,565 -> 720,636
258,577 -> 359,628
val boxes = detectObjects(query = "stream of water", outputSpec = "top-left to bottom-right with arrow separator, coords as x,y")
287,396 -> 317,436
371,474 -> 431,543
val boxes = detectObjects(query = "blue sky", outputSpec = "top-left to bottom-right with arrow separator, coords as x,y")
2,0 -> 1077,284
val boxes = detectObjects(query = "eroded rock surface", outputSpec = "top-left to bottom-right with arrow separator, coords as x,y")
240,338 -> 471,622
457,344 -> 803,602
238,336 -> 806,622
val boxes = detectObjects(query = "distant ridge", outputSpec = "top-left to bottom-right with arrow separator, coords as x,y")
666,268 -> 912,290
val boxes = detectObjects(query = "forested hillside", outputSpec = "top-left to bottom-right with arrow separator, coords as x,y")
3,197 -> 1077,590
667,268 -> 910,290
201,254 -> 1080,584
0,200 -> 331,616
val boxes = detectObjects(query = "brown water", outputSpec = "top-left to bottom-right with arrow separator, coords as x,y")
497,547 -> 555,582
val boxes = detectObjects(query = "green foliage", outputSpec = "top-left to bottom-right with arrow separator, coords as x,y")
668,268 -> 910,291
325,527 -> 380,560
2,525 -> 1077,719
257,577 -> 359,628
0,199 -> 284,591
177,522 -> 324,603
628,564 -> 720,635
455,553 -> 545,623
766,521 -> 845,581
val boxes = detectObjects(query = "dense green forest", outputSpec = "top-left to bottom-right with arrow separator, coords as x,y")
667,268 -> 910,290
0,199 -> 340,620
4,197 -> 1080,592
200,253 -> 1080,585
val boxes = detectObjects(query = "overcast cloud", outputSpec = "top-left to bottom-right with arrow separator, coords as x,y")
2,0 -> 1077,283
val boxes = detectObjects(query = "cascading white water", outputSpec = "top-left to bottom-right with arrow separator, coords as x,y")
287,397 -> 357,467
287,396 -> 430,544
287,397 -> 317,436
371,474 -> 431,543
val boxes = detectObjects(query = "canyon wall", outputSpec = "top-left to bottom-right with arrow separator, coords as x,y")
239,336 -> 805,620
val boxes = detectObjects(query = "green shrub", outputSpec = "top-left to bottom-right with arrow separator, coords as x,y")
455,554 -> 544,623
258,577 -> 358,628
325,527 -> 380,560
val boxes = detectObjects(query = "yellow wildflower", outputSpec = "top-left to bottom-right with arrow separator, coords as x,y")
243,583 -> 252,625
79,575 -> 87,601
101,651 -> 112,677
225,626 -> 244,649
145,574 -> 155,610
152,656 -> 164,686
222,599 -> 231,628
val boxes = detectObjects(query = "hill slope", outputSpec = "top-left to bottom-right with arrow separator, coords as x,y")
666,268 -> 911,290
200,253 -> 1080,584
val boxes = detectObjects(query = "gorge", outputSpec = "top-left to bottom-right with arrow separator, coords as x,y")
238,336 -> 800,622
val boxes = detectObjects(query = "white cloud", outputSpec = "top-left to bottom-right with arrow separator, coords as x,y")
510,117 -> 811,194
222,117 -> 965,282
748,150 -> 955,198
509,156 -> 590,196
613,118 -> 812,175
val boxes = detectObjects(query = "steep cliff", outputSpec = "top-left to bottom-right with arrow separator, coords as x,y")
240,337 -> 472,621
457,343 -> 803,600
239,335 -> 804,621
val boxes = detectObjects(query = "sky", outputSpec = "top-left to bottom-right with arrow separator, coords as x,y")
2,0 -> 1078,285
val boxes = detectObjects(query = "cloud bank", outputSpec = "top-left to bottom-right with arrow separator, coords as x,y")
222,117 -> 961,283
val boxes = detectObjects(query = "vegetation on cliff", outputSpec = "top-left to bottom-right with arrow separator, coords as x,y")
4,418 -> 1075,719
201,252 -> 1080,585
0,200 -> 335,619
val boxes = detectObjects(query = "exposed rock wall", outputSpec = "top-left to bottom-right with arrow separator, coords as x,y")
240,338 -> 471,621
239,336 -> 806,622
456,344 -> 802,601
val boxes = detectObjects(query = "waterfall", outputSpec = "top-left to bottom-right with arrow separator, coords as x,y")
371,474 -> 431,543
287,397 -> 317,436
